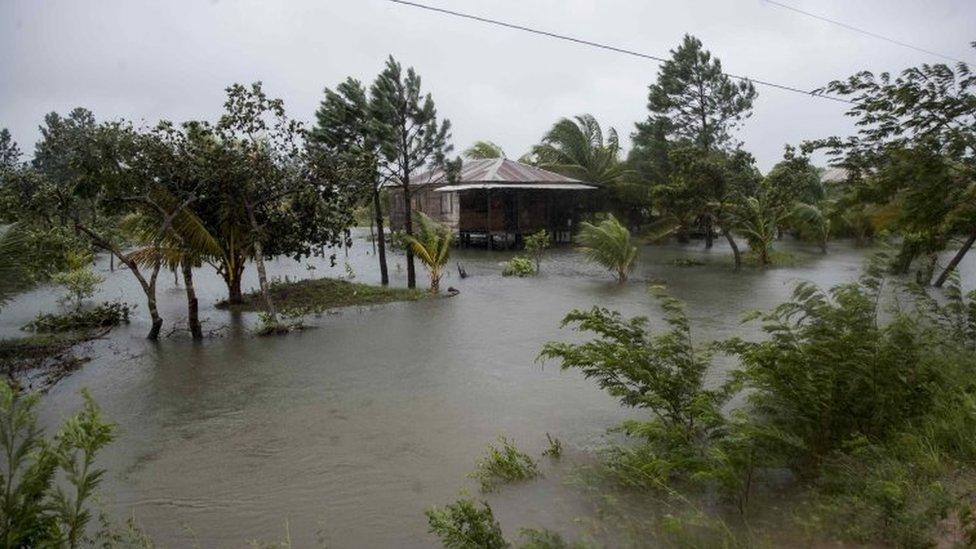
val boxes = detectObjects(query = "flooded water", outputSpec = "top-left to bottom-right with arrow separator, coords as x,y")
2,231 -> 973,547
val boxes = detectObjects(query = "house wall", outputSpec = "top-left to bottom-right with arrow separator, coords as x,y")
389,187 -> 459,231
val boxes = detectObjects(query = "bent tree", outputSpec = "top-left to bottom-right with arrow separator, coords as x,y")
311,77 -> 391,285
807,50 -> 976,286
37,110 -> 198,340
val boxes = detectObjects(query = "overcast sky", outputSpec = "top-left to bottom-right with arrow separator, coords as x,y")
1,0 -> 973,171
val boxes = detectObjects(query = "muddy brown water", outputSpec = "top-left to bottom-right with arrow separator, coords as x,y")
2,231 -> 972,547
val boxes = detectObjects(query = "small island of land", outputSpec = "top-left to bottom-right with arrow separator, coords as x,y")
218,277 -> 426,314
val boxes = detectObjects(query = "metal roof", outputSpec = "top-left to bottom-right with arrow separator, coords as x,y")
409,158 -> 595,188
433,183 -> 596,192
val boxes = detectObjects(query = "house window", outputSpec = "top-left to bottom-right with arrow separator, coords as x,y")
441,193 -> 452,214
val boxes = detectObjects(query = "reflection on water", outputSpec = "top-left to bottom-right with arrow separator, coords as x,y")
2,231 -> 971,547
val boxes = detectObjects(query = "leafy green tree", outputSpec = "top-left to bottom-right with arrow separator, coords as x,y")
311,77 -> 391,285
370,56 -> 452,289
463,140 -> 505,159
658,147 -> 760,268
402,213 -> 453,293
193,82 -> 356,330
524,229 -> 551,272
531,114 -> 628,185
35,110 -> 187,340
575,214 -> 637,283
806,51 -> 975,286
540,287 -> 729,490
51,252 -> 103,311
726,185 -> 794,266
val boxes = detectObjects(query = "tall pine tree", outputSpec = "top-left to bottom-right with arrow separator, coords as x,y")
310,78 -> 390,285
633,35 -> 757,250
370,56 -> 451,289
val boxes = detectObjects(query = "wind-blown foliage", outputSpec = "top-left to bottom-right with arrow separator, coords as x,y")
370,56 -> 452,290
426,499 -> 508,549
540,287 -> 729,489
576,215 -> 637,283
805,48 -> 976,286
401,213 -> 454,293
463,140 -> 505,159
0,385 -> 116,548
726,188 -> 791,266
643,34 -> 757,152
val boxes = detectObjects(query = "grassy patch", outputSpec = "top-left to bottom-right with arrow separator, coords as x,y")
470,436 -> 540,492
219,277 -> 425,314
24,301 -> 131,333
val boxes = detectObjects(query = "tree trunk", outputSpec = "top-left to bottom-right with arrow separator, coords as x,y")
145,275 -> 163,341
403,184 -> 416,288
722,226 -> 741,270
704,216 -> 714,249
245,203 -> 279,327
223,260 -> 245,304
75,223 -> 163,340
934,231 -> 976,288
373,190 -> 389,286
182,260 -> 203,340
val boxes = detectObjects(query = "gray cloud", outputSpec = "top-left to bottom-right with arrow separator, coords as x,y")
1,0 -> 973,170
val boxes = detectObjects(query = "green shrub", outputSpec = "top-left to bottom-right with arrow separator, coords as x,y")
0,384 -> 116,547
524,230 -> 551,272
426,498 -> 509,549
502,256 -> 535,277
25,301 -> 131,333
470,436 -> 540,492
722,265 -> 973,470
540,287 -> 728,486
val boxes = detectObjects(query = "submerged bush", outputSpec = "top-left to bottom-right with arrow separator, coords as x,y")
502,256 -> 535,277
426,498 -> 509,549
524,230 -> 551,272
24,301 -> 131,333
538,258 -> 976,545
470,436 -> 540,492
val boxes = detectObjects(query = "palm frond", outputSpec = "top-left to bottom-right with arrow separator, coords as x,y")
576,214 -> 637,282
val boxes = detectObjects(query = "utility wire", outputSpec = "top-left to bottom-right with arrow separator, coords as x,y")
386,0 -> 853,104
763,0 -> 965,64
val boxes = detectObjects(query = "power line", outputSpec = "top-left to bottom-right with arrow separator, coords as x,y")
763,0 -> 965,64
386,0 -> 853,104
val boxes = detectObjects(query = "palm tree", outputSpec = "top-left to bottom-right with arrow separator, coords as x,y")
530,115 -> 629,186
791,202 -> 831,253
576,214 -> 638,283
463,140 -> 505,159
727,192 -> 791,266
402,213 -> 454,293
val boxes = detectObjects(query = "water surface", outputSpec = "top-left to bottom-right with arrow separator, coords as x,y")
3,232 -> 968,547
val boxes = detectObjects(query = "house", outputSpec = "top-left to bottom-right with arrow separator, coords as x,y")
388,158 -> 598,248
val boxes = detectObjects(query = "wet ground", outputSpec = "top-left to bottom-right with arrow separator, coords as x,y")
2,231 -> 972,547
